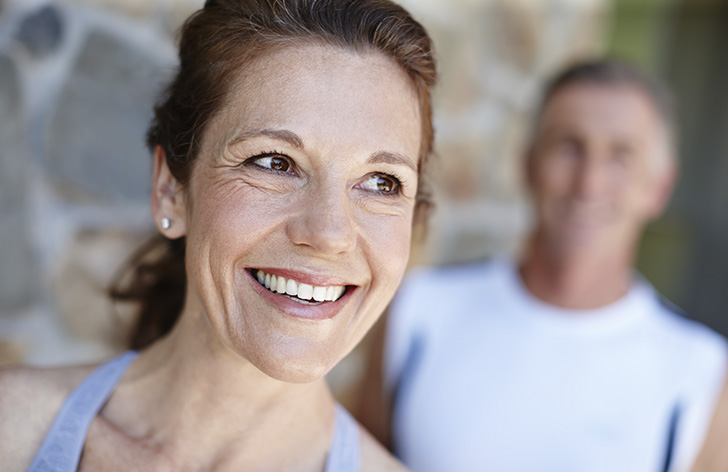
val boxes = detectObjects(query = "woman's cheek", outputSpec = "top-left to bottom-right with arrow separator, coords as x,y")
370,214 -> 413,281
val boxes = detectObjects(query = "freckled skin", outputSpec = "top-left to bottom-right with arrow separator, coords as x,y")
168,44 -> 422,383
0,43 -> 419,472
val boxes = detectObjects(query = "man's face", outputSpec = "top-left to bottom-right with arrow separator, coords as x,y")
528,82 -> 675,258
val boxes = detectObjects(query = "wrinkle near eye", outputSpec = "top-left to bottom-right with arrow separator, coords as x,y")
355,194 -> 412,217
238,174 -> 295,195
213,147 -> 249,169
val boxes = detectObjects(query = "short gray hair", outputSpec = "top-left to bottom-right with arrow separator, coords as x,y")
532,58 -> 677,164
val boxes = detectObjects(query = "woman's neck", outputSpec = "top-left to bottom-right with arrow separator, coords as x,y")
100,308 -> 335,470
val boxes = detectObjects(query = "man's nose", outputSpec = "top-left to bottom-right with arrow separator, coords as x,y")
573,155 -> 609,199
285,186 -> 357,256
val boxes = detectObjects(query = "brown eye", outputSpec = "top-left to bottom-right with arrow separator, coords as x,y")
378,177 -> 393,193
359,174 -> 400,195
270,157 -> 289,172
250,155 -> 295,175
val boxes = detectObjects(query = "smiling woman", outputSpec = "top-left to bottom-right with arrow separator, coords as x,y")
162,43 -> 424,384
0,1 -> 436,471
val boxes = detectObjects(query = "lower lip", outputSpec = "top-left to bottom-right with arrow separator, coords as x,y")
246,270 -> 354,321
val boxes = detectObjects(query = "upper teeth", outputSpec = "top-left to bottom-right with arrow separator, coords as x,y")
255,270 -> 346,302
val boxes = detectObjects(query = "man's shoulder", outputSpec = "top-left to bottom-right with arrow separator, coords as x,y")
388,258 -> 516,339
644,291 -> 728,364
0,363 -> 96,470
402,257 -> 508,296
651,295 -> 724,340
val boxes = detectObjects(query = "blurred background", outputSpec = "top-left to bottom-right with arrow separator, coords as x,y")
0,0 -> 726,396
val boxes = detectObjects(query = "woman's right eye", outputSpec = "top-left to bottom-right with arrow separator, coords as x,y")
246,154 -> 297,175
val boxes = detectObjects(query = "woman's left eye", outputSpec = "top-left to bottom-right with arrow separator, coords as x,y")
247,154 -> 297,175
358,173 -> 401,195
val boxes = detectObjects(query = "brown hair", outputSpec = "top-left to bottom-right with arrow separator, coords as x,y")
110,0 -> 437,350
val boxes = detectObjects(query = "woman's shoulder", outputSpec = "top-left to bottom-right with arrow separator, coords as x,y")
0,362 -> 97,470
358,424 -> 409,471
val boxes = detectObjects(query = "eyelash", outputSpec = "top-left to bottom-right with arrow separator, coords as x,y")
243,151 -> 405,196
243,150 -> 297,175
363,172 -> 404,197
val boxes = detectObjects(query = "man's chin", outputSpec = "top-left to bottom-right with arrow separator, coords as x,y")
549,224 -> 612,252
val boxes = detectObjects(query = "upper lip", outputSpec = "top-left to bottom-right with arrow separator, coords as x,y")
250,267 -> 356,287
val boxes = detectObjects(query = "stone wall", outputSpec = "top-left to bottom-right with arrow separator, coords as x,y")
399,0 -> 608,265
0,0 -> 609,379
0,0 -> 198,365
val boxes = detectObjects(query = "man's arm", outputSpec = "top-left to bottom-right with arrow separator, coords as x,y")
691,371 -> 728,471
352,313 -> 394,450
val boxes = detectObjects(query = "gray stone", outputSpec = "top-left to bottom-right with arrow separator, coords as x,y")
45,30 -> 169,202
0,54 -> 37,309
15,4 -> 64,59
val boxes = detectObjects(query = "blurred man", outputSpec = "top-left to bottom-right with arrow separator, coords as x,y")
359,59 -> 728,472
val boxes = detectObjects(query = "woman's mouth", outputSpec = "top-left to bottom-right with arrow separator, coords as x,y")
252,269 -> 347,305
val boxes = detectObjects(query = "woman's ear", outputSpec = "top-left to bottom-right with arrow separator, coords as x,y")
151,146 -> 187,239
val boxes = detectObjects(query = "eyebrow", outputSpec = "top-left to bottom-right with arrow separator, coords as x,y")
229,128 -> 417,172
229,128 -> 304,149
368,150 -> 418,173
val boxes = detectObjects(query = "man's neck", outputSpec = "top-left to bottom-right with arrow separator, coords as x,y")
519,234 -> 635,310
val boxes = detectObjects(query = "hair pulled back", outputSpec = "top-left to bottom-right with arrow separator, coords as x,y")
110,0 -> 437,350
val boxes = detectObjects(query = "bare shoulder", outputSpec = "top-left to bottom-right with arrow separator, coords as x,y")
0,362 -> 96,471
359,423 -> 408,471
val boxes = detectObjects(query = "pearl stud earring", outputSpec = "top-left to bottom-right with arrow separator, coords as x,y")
161,218 -> 171,230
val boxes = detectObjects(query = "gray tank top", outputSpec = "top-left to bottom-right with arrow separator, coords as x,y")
28,352 -> 360,471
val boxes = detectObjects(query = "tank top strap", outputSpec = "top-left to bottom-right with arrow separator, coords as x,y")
28,351 -> 138,472
324,403 -> 361,472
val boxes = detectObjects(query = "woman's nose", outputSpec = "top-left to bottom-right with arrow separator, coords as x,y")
285,187 -> 357,256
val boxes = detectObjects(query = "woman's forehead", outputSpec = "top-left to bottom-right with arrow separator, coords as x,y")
204,43 -> 422,159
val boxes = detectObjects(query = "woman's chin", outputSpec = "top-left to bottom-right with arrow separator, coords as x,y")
240,344 -> 338,384
256,357 -> 334,384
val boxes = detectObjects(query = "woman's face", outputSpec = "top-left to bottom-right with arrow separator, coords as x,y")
175,44 -> 422,382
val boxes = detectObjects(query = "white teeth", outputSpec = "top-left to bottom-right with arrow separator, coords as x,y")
298,283 -> 313,300
329,287 -> 342,301
254,270 -> 347,303
276,276 -> 286,294
312,286 -> 327,302
286,278 -> 297,296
